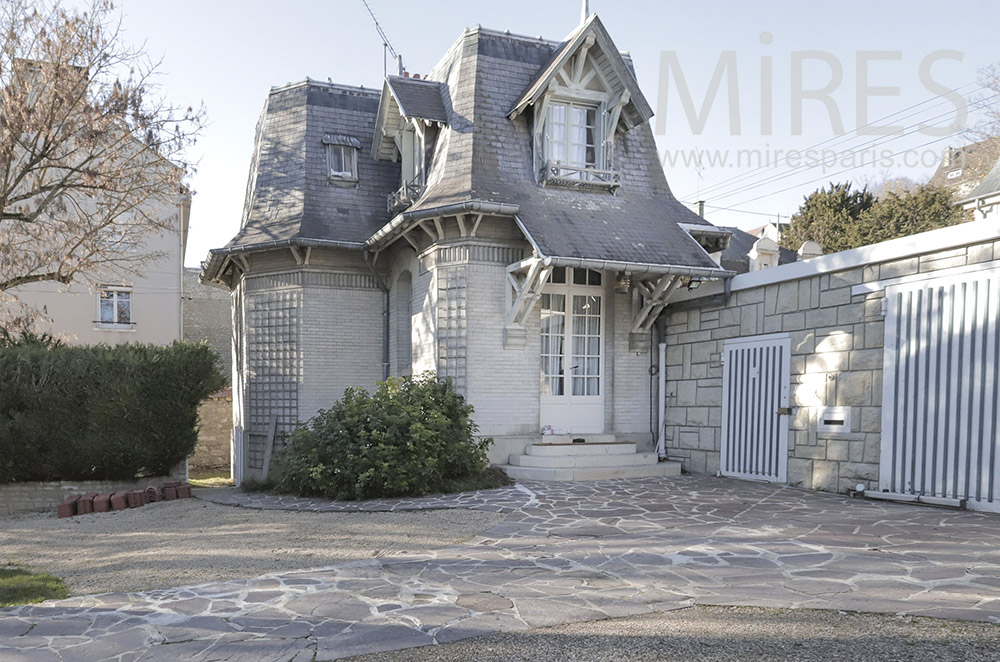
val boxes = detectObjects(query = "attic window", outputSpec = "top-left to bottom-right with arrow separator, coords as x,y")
547,102 -> 598,172
539,100 -> 619,192
323,134 -> 361,181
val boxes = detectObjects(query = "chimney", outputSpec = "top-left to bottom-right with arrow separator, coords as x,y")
580,0 -> 589,24
697,200 -> 705,218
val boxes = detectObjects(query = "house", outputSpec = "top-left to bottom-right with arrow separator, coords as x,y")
929,138 -> 1000,200
201,13 -> 735,483
7,195 -> 190,346
203,10 -> 1000,507
747,221 -> 789,244
716,227 -> 798,273
959,153 -> 1000,221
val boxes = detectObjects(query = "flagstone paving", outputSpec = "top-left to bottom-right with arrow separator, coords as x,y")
3,476 -> 1000,661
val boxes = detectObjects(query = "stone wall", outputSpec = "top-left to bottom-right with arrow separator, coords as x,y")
190,389 -> 233,472
0,467 -> 187,516
663,225 -> 1000,495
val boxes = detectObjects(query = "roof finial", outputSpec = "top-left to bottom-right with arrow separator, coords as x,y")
580,0 -> 589,24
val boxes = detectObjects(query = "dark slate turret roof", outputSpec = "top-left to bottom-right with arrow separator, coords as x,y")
219,80 -> 399,253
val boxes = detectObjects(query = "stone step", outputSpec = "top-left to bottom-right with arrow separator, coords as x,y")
539,434 -> 617,444
509,451 -> 661,469
499,461 -> 682,482
527,442 -> 638,457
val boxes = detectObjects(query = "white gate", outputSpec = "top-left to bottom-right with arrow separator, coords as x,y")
721,334 -> 791,482
880,267 -> 1000,513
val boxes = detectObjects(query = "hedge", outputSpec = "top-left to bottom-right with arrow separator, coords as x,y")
0,332 -> 226,483
272,374 -> 491,500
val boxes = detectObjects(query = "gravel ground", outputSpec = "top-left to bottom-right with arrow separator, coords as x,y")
347,606 -> 1000,662
0,497 -> 505,596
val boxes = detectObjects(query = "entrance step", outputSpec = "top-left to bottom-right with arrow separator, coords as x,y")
510,451 -> 660,468
500,441 -> 681,482
538,434 -> 617,444
528,441 -> 637,456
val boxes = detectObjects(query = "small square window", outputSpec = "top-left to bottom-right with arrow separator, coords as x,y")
97,287 -> 133,328
326,144 -> 358,181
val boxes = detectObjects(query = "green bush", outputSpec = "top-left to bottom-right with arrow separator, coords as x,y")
0,333 -> 226,483
272,374 -> 491,500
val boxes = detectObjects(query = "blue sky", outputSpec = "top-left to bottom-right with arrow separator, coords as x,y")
103,0 -> 1000,265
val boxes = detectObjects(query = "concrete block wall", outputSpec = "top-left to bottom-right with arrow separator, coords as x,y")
0,466 -> 187,516
664,236 -> 1000,494
182,267 -> 233,380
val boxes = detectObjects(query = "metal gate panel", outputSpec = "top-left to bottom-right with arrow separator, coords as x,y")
880,267 -> 1000,513
721,334 -> 791,482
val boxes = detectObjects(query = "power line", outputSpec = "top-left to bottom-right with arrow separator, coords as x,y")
688,79 -> 985,200
708,93 -> 997,204
726,132 -> 957,209
680,202 -> 786,219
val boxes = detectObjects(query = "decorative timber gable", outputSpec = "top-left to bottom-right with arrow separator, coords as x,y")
507,15 -> 653,192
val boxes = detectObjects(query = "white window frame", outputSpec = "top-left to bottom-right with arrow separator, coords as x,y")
326,144 -> 358,181
96,286 -> 134,331
546,100 -> 600,170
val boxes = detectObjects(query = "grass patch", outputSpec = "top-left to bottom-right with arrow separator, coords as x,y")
188,468 -> 233,488
0,565 -> 69,607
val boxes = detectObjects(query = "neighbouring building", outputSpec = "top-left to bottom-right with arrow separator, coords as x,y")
8,196 -> 190,346
960,154 -> 1000,221
930,138 -> 1000,200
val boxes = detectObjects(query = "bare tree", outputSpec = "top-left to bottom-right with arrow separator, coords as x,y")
0,0 -> 203,325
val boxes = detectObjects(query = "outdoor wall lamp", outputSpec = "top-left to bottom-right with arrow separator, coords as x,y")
614,271 -> 631,294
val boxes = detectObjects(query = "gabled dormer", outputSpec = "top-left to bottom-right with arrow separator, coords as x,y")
508,14 -> 653,192
372,75 -> 449,213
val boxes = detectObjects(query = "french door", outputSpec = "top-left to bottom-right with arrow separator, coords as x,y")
539,267 -> 605,433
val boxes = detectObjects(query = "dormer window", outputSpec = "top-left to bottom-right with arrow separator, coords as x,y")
507,17 -> 656,194
323,134 -> 361,182
546,102 -> 598,174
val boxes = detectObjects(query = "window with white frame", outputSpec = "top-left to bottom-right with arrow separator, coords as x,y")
97,286 -> 132,328
327,144 -> 357,180
546,101 -> 598,171
323,134 -> 361,181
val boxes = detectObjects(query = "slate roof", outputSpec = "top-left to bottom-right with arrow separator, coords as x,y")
383,22 -> 724,272
213,80 -> 400,256
385,76 -> 448,122
206,18 -> 729,281
717,227 -> 797,274
959,155 -> 1000,203
930,138 -> 1000,200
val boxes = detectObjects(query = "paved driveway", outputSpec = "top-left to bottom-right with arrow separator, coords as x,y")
2,476 -> 1000,661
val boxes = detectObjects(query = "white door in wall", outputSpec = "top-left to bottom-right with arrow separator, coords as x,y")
720,334 -> 791,482
880,266 -> 1000,513
539,268 -> 605,434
